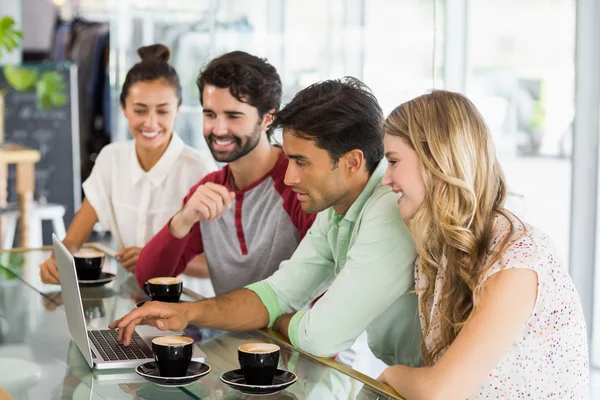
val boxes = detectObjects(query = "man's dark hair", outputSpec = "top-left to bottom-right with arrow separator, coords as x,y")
272,77 -> 384,174
197,51 -> 282,138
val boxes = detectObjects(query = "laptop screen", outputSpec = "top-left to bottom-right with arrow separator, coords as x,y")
53,234 -> 95,368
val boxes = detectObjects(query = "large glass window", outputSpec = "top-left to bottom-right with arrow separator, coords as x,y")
467,0 -> 575,265
364,0 -> 444,115
106,0 -> 441,148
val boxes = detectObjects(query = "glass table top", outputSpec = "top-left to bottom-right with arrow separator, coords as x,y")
0,246 -> 400,399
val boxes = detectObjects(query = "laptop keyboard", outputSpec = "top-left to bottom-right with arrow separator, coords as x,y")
88,330 -> 154,362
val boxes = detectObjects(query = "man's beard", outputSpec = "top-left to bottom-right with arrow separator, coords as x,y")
206,123 -> 262,163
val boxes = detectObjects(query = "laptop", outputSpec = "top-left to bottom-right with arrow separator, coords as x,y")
53,234 -> 207,370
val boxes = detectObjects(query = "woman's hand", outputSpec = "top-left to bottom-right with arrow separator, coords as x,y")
39,256 -> 60,284
117,247 -> 143,273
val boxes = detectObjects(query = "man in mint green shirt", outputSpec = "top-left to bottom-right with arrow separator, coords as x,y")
247,157 -> 419,365
111,77 -> 421,367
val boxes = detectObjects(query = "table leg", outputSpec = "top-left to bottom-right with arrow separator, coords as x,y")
16,162 -> 35,248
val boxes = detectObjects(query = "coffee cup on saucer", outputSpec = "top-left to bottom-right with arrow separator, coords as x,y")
152,335 -> 194,377
143,277 -> 183,302
238,343 -> 280,385
73,250 -> 104,281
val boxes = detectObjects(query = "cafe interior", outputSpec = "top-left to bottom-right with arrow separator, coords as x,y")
0,0 -> 598,399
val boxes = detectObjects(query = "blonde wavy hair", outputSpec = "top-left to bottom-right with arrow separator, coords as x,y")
384,90 -> 521,365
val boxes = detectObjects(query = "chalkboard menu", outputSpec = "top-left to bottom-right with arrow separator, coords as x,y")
0,62 -> 80,244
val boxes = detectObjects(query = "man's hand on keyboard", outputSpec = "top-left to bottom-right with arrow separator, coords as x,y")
109,301 -> 189,346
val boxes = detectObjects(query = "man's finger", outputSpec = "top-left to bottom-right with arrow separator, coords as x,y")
109,318 -> 121,330
156,316 -> 185,331
115,308 -> 144,330
121,317 -> 142,346
201,189 -> 224,218
206,183 -> 234,209
198,197 -> 219,221
115,304 -> 165,330
199,195 -> 218,220
190,198 -> 212,221
120,316 -> 163,345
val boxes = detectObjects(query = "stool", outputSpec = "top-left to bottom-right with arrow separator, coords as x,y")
0,202 -> 67,249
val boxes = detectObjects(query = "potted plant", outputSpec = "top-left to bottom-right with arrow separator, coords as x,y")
0,16 -> 67,141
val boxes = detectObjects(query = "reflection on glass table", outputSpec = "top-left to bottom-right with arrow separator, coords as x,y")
0,247 -> 400,399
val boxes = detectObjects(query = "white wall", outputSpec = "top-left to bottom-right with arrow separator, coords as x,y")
22,0 -> 56,52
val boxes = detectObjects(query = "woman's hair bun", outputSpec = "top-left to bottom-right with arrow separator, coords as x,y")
137,44 -> 171,63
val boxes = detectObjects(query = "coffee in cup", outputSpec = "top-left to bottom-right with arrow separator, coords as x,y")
152,335 -> 194,377
73,250 -> 104,281
144,277 -> 183,302
238,343 -> 280,385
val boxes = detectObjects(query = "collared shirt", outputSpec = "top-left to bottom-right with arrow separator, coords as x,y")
247,160 -> 422,367
82,134 -> 217,248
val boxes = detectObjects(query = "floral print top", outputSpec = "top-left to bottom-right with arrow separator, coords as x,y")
416,213 -> 589,399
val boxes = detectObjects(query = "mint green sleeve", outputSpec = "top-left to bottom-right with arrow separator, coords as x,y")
292,190 -> 417,357
245,212 -> 336,328
288,309 -> 308,348
245,281 -> 283,328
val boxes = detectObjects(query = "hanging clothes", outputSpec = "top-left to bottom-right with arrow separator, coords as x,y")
50,18 -> 111,185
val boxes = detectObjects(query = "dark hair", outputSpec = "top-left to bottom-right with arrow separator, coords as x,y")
119,44 -> 182,107
272,77 -> 384,174
197,51 -> 282,138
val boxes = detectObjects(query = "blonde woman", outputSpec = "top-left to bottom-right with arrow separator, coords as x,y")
378,90 -> 588,399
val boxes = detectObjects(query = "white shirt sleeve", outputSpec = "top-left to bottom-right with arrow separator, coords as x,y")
82,145 -> 114,232
190,149 -> 218,182
178,147 -> 218,195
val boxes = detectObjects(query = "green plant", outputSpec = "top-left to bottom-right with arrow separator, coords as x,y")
0,252 -> 25,281
0,16 -> 22,58
0,16 -> 66,109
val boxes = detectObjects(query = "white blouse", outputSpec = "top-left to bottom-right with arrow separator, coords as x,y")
82,134 -> 217,249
